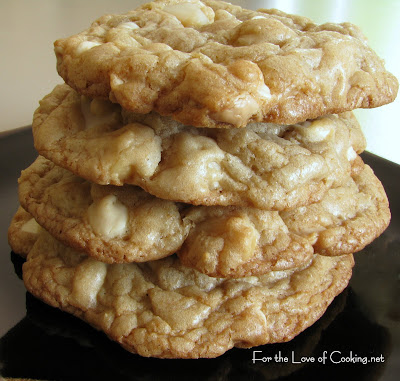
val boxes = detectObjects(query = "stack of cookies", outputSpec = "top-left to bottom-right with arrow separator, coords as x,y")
8,0 -> 397,359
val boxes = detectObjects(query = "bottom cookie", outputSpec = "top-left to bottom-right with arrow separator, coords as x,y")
22,231 -> 354,359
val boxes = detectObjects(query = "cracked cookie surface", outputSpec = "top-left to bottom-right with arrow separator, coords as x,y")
17,156 -> 313,273
54,0 -> 398,128
18,156 -> 191,263
33,84 -> 366,210
281,163 -> 390,257
22,230 -> 354,358
17,157 -> 388,278
178,162 -> 390,277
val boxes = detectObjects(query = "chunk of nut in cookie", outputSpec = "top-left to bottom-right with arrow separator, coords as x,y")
88,195 -> 128,238
215,215 -> 260,271
184,214 -> 260,274
163,2 -> 215,28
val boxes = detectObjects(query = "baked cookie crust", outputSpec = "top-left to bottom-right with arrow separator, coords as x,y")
54,0 -> 398,127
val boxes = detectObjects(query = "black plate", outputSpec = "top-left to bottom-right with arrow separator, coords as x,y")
0,128 -> 399,381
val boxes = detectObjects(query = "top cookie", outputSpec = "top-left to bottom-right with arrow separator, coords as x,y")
54,0 -> 398,128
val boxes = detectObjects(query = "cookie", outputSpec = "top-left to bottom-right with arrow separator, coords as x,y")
54,0 -> 398,128
8,206 -> 42,257
33,84 -> 365,210
17,155 -> 388,278
23,230 -> 354,359
18,156 -> 313,273
180,205 -> 314,278
18,156 -> 191,264
178,162 -> 390,277
282,163 -> 391,256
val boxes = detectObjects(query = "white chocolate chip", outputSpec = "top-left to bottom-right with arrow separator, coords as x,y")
54,45 -> 64,55
80,96 -> 116,129
295,119 -> 334,142
75,40 -> 101,55
213,94 -> 258,126
151,133 -> 224,196
257,83 -> 271,99
21,218 -> 41,234
347,146 -> 357,161
111,74 -> 125,87
113,123 -> 162,178
118,21 -> 139,30
298,121 -> 312,128
88,195 -> 128,239
163,2 -> 214,27
145,43 -> 173,54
